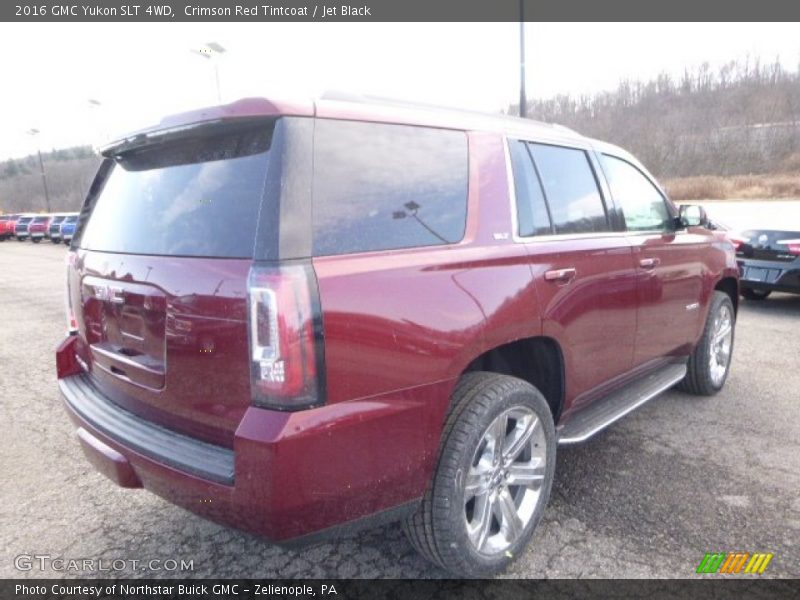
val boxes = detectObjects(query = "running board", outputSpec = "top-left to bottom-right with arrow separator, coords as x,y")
557,362 -> 687,445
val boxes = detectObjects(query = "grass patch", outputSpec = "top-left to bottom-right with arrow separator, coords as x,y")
664,173 -> 800,200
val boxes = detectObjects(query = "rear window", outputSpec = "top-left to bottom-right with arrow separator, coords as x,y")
32,216 -> 49,223
312,120 -> 468,256
19,217 -> 32,223
79,122 -> 274,258
64,216 -> 78,223
51,216 -> 65,224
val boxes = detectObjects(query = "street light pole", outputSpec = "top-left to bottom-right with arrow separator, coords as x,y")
191,42 -> 226,103
519,0 -> 527,118
27,129 -> 51,213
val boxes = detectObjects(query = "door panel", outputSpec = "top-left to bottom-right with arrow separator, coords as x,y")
628,232 -> 706,364
527,236 -> 638,409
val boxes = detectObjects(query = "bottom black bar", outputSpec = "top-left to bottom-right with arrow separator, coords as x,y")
3,579 -> 799,600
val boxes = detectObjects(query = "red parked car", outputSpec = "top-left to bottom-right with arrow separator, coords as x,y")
0,214 -> 17,241
57,96 -> 739,576
27,215 -> 51,243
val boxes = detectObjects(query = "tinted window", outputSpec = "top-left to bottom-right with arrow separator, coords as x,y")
313,120 -> 468,256
79,123 -> 273,258
19,217 -> 32,223
600,154 -> 670,231
529,144 -> 608,234
65,216 -> 78,223
33,216 -> 49,223
509,140 -> 552,236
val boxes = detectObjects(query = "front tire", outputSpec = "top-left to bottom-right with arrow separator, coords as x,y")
679,291 -> 735,396
403,372 -> 556,576
32,238 -> 40,244
741,287 -> 770,301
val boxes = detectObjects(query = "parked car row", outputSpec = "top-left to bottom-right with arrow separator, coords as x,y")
0,212 -> 79,244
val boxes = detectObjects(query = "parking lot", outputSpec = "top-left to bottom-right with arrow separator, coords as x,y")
1,240 -> 798,579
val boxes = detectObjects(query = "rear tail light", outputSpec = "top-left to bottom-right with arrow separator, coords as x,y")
65,251 -> 78,334
729,235 -> 748,252
777,239 -> 800,256
248,262 -> 325,411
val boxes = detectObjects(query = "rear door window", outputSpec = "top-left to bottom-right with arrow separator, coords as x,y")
312,120 -> 468,256
79,122 -> 274,258
599,154 -> 670,232
528,143 -> 609,235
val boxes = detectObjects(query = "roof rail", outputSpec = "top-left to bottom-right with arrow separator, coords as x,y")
319,90 -> 576,134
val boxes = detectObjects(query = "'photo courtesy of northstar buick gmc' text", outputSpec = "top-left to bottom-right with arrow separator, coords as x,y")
55,95 -> 739,576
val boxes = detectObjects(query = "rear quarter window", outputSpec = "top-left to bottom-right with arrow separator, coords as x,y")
312,120 -> 468,256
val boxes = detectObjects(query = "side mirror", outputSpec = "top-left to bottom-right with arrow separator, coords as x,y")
679,204 -> 709,228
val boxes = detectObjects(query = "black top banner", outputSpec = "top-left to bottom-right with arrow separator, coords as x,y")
4,0 -> 800,22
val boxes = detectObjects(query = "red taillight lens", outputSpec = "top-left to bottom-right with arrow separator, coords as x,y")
65,251 -> 78,334
779,240 -> 800,256
248,262 -> 324,410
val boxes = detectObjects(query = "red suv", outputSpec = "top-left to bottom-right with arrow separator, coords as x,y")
57,96 -> 738,576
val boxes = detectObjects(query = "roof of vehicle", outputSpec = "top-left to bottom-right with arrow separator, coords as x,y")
101,93 -> 591,155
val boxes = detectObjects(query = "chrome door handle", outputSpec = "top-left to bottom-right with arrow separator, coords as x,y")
639,257 -> 660,269
544,268 -> 577,282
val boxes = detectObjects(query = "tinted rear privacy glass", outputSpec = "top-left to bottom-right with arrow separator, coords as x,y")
79,121 -> 274,258
312,120 -> 468,256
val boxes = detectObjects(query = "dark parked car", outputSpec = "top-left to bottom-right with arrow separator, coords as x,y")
13,215 -> 33,241
56,96 -> 738,576
59,215 -> 78,244
735,229 -> 800,299
28,215 -> 51,243
48,215 -> 68,242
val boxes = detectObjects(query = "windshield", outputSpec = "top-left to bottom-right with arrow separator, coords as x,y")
79,121 -> 274,258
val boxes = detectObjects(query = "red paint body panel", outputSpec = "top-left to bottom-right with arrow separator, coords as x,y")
69,250 -> 253,447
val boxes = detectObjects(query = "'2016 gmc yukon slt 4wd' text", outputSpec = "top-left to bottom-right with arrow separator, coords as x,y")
57,95 -> 738,576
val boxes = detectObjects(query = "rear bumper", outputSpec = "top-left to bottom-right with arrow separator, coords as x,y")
738,258 -> 800,294
57,338 -> 447,543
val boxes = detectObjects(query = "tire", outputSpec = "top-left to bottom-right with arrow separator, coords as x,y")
741,287 -> 771,301
678,291 -> 735,396
403,372 -> 556,576
51,239 -> 60,244
32,238 -> 40,244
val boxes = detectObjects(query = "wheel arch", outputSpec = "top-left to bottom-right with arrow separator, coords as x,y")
714,276 -> 739,316
460,336 -> 565,424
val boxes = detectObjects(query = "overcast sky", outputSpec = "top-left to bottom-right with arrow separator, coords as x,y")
1,22 -> 798,160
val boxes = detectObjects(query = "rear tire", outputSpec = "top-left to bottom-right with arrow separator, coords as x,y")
403,372 -> 556,576
678,291 -> 735,396
741,288 -> 771,301
32,238 -> 40,244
